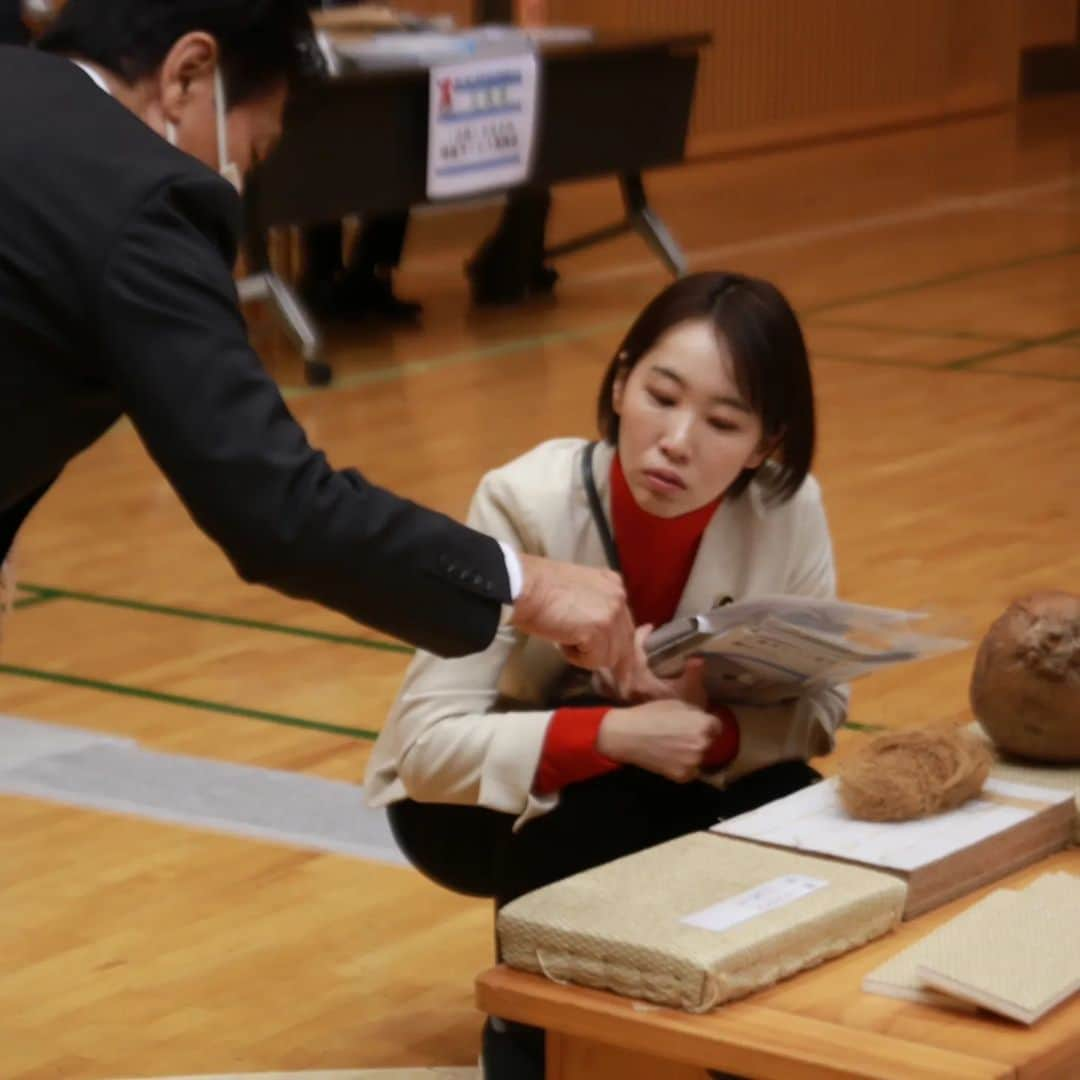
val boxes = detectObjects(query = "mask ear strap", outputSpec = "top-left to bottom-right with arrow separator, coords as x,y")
213,66 -> 230,175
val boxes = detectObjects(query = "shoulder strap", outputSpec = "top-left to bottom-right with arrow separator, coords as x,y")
581,441 -> 621,572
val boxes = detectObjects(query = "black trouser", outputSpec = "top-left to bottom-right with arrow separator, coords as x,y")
466,186 -> 553,304
0,480 -> 56,568
0,0 -> 29,46
304,211 -> 410,281
388,761 -> 821,1078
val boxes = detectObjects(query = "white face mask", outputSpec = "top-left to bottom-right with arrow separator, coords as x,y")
213,66 -> 243,194
163,66 -> 243,194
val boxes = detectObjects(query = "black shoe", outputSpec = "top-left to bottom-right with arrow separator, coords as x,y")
467,262 -> 559,307
298,274 -> 346,320
481,1017 -> 544,1080
337,269 -> 422,324
531,264 -> 559,295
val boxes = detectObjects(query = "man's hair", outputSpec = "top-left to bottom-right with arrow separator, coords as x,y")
39,0 -> 314,103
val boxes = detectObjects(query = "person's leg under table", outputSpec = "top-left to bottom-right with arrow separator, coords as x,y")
467,186 -> 557,307
340,210 -> 421,323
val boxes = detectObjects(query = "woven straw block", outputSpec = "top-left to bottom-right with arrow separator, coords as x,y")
498,832 -> 907,1012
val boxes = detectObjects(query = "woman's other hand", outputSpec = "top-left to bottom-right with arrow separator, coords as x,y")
595,700 -> 723,782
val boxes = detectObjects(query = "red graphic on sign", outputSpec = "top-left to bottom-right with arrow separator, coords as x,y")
438,78 -> 454,113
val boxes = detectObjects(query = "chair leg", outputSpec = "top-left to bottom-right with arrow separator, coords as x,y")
237,271 -> 331,386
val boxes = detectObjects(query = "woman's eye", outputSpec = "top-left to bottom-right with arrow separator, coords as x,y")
708,418 -> 738,432
648,390 -> 676,407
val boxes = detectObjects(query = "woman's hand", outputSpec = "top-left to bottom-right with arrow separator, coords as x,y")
592,624 -> 709,707
596,700 -> 723,782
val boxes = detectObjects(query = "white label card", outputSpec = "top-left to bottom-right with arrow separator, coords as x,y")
427,51 -> 539,199
680,875 -> 829,933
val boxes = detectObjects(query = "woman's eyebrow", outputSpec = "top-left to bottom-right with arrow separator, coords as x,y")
652,364 -> 751,412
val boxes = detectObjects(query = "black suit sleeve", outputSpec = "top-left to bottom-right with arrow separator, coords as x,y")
0,2 -> 28,46
92,172 -> 510,657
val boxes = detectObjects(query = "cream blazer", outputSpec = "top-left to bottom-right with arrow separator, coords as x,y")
365,438 -> 847,828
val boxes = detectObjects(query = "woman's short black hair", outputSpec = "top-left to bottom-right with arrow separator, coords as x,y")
38,0 -> 314,104
597,271 -> 816,502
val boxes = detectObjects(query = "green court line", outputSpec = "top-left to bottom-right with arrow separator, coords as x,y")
0,662 -> 379,741
841,720 -> 886,734
815,351 -> 1080,383
280,316 -> 631,401
16,584 -> 414,656
12,591 -> 62,611
804,244 -> 1080,317
946,325 -> 1080,370
0,659 -> 875,744
806,318 -> 1019,344
264,244 -> 1080,398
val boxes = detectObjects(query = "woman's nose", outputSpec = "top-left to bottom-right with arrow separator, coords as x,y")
659,413 -> 694,461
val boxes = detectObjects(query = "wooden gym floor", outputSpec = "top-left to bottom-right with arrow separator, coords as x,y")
2,94 -> 1079,1080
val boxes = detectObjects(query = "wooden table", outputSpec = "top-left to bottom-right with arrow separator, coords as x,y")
476,850 -> 1080,1080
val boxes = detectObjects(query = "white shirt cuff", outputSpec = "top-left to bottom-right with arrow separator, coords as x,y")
498,541 -> 523,601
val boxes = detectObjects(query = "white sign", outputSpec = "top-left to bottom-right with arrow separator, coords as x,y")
427,51 -> 539,200
680,875 -> 829,933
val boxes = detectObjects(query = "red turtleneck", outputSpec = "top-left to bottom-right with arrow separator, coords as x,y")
533,454 -> 740,795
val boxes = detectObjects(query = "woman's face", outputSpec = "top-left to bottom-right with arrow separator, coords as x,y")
612,318 -> 770,517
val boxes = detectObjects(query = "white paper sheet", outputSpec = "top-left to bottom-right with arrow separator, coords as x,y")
713,778 -> 1073,872
680,874 -> 829,933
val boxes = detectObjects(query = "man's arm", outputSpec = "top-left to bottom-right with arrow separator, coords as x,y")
93,173 -> 512,656
93,173 -> 634,668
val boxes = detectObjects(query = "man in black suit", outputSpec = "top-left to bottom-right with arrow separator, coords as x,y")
0,0 -> 28,45
0,0 -> 634,670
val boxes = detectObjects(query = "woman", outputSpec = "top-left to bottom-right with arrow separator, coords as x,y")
365,270 -> 847,1076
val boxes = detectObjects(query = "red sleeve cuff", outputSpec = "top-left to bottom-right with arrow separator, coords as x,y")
533,706 -> 619,796
702,706 -> 740,770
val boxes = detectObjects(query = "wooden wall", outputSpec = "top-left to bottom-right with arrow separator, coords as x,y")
531,0 -> 1022,158
1020,0 -> 1078,46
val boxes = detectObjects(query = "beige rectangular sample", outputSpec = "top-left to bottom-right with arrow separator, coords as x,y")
916,872 -> 1080,1024
498,832 -> 907,1012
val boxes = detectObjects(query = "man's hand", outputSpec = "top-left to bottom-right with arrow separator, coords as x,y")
591,624 -> 709,707
510,554 -> 635,672
596,701 -> 723,783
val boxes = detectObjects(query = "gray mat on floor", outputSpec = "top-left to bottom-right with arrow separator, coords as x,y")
0,715 -> 406,865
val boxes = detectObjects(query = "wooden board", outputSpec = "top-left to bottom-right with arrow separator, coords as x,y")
713,777 -> 1076,917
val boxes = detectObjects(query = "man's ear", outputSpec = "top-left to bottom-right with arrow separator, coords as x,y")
157,31 -> 218,124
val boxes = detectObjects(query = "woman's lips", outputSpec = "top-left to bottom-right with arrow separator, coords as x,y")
642,468 -> 687,494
